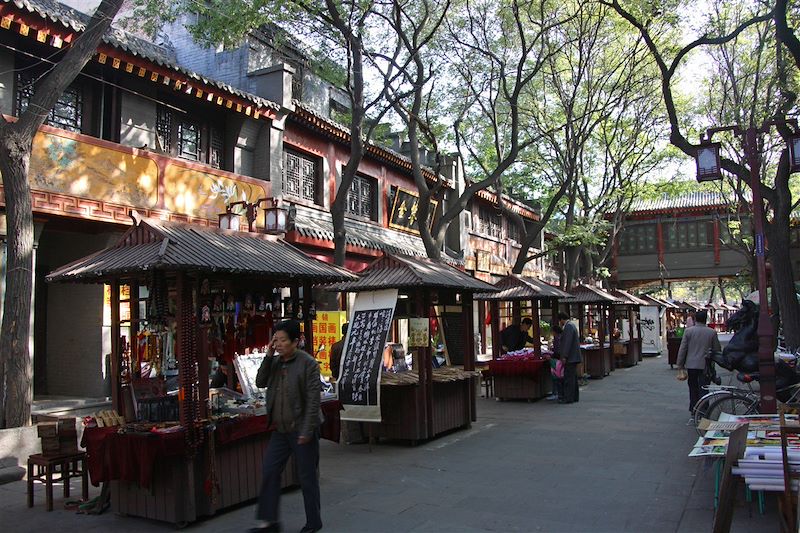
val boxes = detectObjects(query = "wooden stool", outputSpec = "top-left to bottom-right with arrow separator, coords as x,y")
27,452 -> 88,511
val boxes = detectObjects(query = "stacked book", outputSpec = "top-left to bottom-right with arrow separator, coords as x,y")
37,417 -> 78,457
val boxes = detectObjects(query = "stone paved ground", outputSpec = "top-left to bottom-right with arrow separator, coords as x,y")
0,356 -> 777,532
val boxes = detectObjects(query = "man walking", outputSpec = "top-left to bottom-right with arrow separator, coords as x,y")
557,312 -> 582,404
253,320 -> 323,533
677,309 -> 721,415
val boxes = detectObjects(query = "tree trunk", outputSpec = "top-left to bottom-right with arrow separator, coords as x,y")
0,131 -> 34,428
767,220 -> 800,349
0,0 -> 124,427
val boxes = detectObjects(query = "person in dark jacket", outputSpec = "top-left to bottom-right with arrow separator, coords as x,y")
328,322 -> 348,380
558,312 -> 582,404
500,317 -> 535,353
252,320 -> 323,533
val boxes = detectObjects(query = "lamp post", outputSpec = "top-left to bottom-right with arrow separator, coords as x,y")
218,198 -> 290,234
694,120 -> 800,414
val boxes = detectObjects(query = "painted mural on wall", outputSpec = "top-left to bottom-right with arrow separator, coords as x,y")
29,130 -> 158,209
163,166 -> 268,225
15,129 -> 270,224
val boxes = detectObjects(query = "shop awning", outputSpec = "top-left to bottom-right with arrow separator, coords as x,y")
562,284 -> 623,304
609,289 -> 648,307
326,254 -> 497,293
474,274 -> 573,301
46,216 -> 357,284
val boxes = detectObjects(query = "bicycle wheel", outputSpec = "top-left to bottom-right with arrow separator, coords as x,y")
704,393 -> 760,423
693,391 -> 737,434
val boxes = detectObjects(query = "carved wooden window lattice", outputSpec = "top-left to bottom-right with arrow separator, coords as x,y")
283,149 -> 319,204
346,174 -> 377,221
16,73 -> 82,133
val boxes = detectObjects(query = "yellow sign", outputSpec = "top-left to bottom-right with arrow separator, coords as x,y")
311,311 -> 348,377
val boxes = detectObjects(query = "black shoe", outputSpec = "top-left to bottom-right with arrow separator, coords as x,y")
300,526 -> 322,533
250,523 -> 282,532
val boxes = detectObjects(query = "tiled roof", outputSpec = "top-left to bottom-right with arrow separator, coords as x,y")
628,192 -> 744,214
46,216 -> 357,283
291,206 -> 428,258
3,0 -> 280,112
328,254 -> 497,293
289,102 -> 443,185
609,289 -> 648,306
562,284 -> 622,304
474,274 -> 572,301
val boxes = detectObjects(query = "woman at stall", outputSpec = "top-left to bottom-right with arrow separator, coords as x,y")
253,320 -> 323,533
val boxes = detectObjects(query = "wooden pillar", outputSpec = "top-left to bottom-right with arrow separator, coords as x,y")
176,272 -> 188,429
598,304 -> 606,347
463,292 -> 476,423
578,304 -> 585,339
197,279 -> 209,419
463,293 -> 475,372
477,299 -> 487,354
110,280 -> 121,414
416,288 -> 433,439
628,306 -> 635,340
511,300 -> 521,325
531,299 -> 541,358
490,300 -> 501,359
656,219 -> 665,266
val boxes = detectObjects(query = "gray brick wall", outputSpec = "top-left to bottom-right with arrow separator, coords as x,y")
0,50 -> 14,116
119,92 -> 156,150
39,230 -> 119,398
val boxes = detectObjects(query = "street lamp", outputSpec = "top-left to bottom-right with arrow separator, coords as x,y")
218,198 -> 290,234
694,120 -> 800,413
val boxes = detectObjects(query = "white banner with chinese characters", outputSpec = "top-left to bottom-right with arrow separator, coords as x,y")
640,306 -> 662,355
337,289 -> 398,422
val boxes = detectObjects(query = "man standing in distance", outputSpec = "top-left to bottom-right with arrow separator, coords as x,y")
329,322 -> 348,381
677,310 -> 721,415
557,312 -> 582,404
500,317 -> 535,353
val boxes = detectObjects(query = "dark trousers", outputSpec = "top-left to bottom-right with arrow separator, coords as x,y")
563,362 -> 580,403
257,430 -> 321,529
551,376 -> 564,399
688,369 -> 709,413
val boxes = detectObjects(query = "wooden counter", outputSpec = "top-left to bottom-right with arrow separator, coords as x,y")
613,339 -> 641,368
582,345 -> 612,378
370,372 -> 475,445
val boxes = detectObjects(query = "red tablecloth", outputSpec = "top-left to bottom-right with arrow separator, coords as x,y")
487,358 -> 547,377
83,400 -> 343,488
82,426 -> 186,488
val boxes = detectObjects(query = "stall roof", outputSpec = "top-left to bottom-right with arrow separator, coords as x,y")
563,284 -> 623,304
474,274 -> 572,301
638,294 -> 671,308
46,216 -> 357,284
326,254 -> 497,293
609,289 -> 648,307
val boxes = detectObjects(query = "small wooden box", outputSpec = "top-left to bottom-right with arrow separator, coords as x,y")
37,422 -> 58,438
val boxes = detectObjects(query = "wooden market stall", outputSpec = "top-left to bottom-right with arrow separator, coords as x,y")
46,216 -> 356,526
329,254 -> 497,444
609,289 -> 647,368
474,274 -> 573,401
563,285 -> 622,379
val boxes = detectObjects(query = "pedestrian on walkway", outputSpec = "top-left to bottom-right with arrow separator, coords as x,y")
547,324 -> 564,401
677,309 -> 721,414
253,320 -> 323,533
557,312 -> 582,404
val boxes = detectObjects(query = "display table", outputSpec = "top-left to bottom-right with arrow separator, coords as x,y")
613,339 -> 640,368
487,358 -> 550,401
368,369 -> 476,444
581,344 -> 612,378
84,400 -> 342,525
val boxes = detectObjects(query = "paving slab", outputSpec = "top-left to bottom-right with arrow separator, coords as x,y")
0,356 -> 778,532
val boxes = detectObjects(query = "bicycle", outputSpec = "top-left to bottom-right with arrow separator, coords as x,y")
692,383 -> 755,435
701,376 -> 800,424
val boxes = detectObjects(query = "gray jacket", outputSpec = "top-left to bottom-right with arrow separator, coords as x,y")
677,324 -> 721,370
560,322 -> 582,364
255,349 -> 322,438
